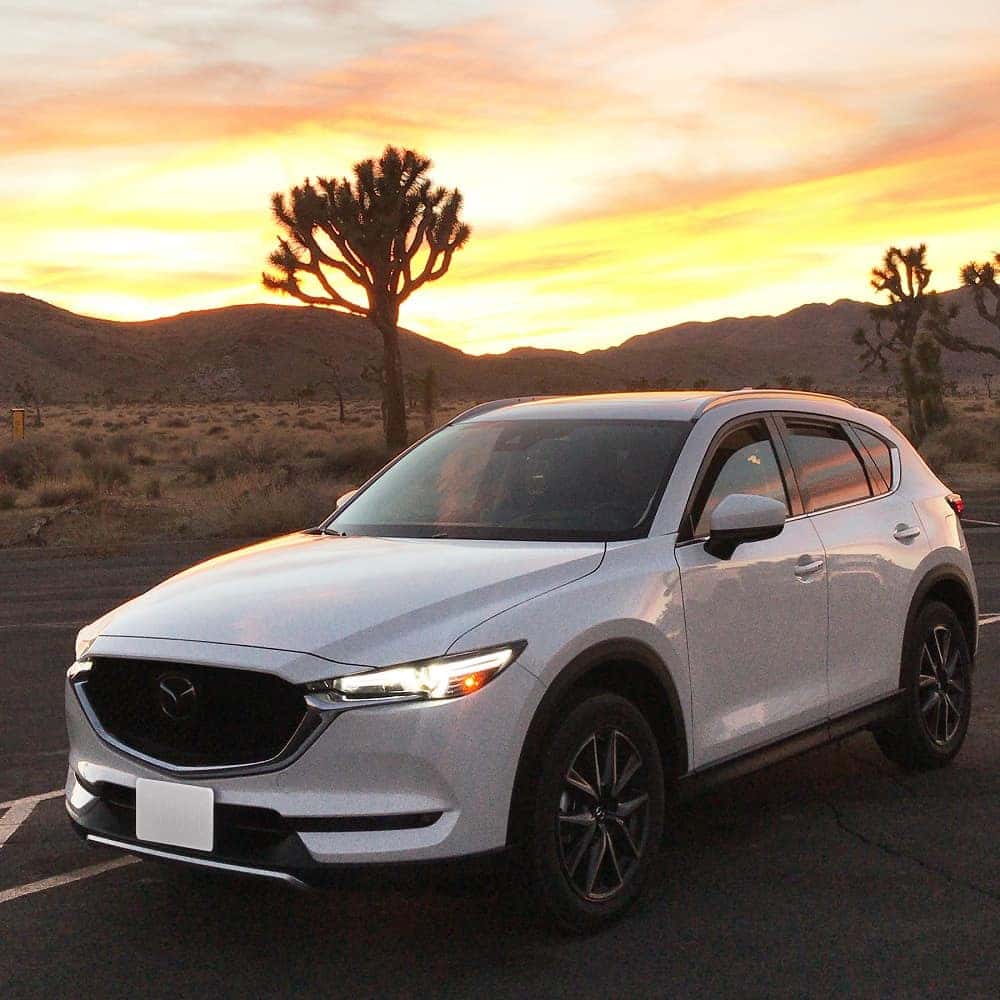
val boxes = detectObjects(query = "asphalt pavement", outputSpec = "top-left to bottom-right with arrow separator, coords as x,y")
1,528 -> 998,999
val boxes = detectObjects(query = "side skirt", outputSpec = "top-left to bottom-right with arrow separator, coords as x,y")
676,691 -> 905,799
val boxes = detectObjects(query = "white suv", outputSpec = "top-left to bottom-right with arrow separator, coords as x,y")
66,390 -> 978,930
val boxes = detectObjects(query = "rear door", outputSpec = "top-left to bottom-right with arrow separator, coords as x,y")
675,415 -> 829,768
775,416 -> 930,716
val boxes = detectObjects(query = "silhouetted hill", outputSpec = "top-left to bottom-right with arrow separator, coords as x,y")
1,288 -> 996,404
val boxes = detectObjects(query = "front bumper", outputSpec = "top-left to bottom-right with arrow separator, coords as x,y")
66,659 -> 543,873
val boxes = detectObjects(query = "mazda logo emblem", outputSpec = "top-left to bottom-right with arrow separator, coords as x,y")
157,673 -> 198,722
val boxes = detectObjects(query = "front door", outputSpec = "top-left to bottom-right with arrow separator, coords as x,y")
675,417 -> 829,768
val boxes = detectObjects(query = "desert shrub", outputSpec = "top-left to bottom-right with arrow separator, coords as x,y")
35,478 -> 95,507
163,416 -> 190,428
145,477 -> 163,499
208,473 -> 331,538
314,434 -> 394,482
83,457 -> 132,492
223,433 -> 288,476
74,416 -> 94,428
0,437 -> 70,489
188,453 -> 221,484
207,425 -> 226,436
71,435 -> 96,460
0,489 -> 16,510
107,432 -> 136,460
920,420 -> 998,467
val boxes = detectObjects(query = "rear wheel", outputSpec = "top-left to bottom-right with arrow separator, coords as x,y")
523,691 -> 665,932
874,600 -> 973,770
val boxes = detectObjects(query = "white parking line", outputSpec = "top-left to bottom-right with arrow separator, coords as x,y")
2,604 -> 998,905
0,800 -> 39,850
0,857 -> 138,906
0,790 -> 64,850
0,789 -> 63,811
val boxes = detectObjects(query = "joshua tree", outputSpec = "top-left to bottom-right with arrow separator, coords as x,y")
295,382 -> 317,406
13,375 -> 42,427
263,146 -> 471,448
795,374 -> 816,392
421,367 -> 438,433
984,372 -> 995,400
320,358 -> 347,423
404,372 -> 421,413
961,253 -> 1000,337
360,361 -> 384,423
853,245 -> 1000,443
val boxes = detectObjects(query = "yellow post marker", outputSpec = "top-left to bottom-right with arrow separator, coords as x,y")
11,408 -> 25,440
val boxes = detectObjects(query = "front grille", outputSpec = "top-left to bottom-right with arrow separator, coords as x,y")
81,657 -> 309,768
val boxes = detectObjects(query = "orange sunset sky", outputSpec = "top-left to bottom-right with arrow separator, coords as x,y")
3,1 -> 1000,354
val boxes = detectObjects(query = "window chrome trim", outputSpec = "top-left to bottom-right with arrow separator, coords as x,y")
676,428 -> 902,546
849,420 -> 899,493
677,412 -> 797,544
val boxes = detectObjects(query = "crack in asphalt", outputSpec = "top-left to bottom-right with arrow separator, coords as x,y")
824,797 -> 1000,906
840,743 -> 919,798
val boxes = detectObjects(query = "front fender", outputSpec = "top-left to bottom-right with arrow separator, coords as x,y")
448,534 -> 691,771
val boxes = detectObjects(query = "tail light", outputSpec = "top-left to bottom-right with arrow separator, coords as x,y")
946,493 -> 964,517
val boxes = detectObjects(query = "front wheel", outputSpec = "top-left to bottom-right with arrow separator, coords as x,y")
874,600 -> 973,770
523,691 -> 665,933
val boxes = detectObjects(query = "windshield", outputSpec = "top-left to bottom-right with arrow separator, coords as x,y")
328,418 -> 690,541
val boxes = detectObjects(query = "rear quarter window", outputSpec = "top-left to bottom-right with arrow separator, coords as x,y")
853,426 -> 894,494
782,419 -> 872,513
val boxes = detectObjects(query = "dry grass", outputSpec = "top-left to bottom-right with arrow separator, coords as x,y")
0,399 -> 469,548
0,391 -> 996,549
854,393 -> 1000,488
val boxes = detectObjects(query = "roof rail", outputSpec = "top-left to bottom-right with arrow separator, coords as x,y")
692,388 -> 857,419
449,396 -> 551,424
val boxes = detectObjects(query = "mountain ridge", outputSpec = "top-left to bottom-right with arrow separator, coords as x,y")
1,286 -> 996,403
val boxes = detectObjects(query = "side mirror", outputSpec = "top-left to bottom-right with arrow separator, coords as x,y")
336,488 -> 358,508
704,493 -> 786,560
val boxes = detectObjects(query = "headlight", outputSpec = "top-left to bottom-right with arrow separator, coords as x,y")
305,642 -> 526,704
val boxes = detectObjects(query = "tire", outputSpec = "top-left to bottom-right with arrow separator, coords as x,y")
874,600 -> 973,770
522,690 -> 665,933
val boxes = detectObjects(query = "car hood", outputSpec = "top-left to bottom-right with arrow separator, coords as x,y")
98,532 -> 605,667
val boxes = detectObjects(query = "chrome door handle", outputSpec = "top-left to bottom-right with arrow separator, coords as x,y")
794,558 -> 825,577
893,525 -> 921,542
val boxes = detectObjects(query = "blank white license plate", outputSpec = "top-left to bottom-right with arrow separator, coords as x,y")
135,778 -> 214,852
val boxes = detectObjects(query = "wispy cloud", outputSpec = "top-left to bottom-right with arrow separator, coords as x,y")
1,0 -> 999,350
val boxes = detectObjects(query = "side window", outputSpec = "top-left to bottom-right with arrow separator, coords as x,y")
783,420 -> 871,513
854,426 -> 894,494
688,421 -> 789,538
